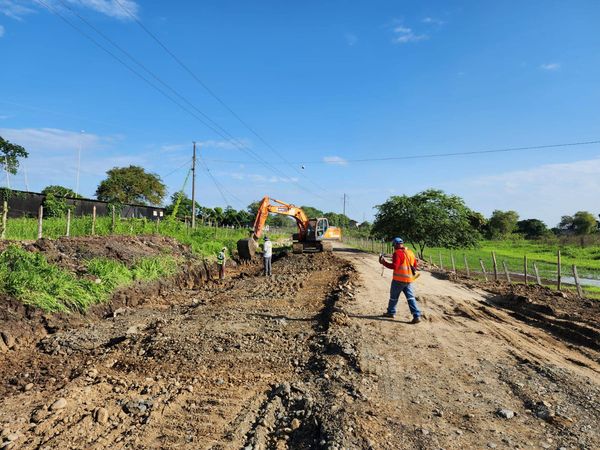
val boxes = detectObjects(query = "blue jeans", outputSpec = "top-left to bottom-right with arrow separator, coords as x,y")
264,256 -> 272,275
387,280 -> 421,317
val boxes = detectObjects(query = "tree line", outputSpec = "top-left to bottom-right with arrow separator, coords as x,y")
371,189 -> 600,257
2,136 -> 598,250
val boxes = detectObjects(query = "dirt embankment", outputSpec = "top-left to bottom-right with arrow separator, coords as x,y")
0,236 -> 221,355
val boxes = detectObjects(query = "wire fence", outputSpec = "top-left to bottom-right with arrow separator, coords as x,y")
342,236 -> 600,300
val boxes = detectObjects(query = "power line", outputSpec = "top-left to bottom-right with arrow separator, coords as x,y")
159,158 -> 192,179
198,157 -> 244,209
42,0 -> 328,201
198,139 -> 600,165
35,0 -> 323,202
112,0 -> 329,193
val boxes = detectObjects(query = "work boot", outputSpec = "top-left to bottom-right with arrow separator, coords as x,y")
382,312 -> 395,319
411,316 -> 421,324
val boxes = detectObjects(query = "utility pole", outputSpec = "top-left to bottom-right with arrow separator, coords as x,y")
191,141 -> 197,229
343,193 -> 346,217
75,130 -> 84,196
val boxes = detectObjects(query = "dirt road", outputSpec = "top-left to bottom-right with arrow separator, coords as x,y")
0,244 -> 598,449
333,246 -> 599,449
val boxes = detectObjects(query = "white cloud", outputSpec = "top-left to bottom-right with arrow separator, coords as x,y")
159,139 -> 251,154
0,0 -> 36,20
344,33 -> 358,46
392,24 -> 428,44
218,171 -> 298,184
0,24 -> 4,36
0,127 -> 108,151
323,156 -> 348,166
452,157 -> 600,226
422,17 -> 444,25
69,0 -> 139,21
0,0 -> 139,21
540,63 -> 560,71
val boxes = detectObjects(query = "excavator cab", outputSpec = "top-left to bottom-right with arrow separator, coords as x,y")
293,218 -> 332,253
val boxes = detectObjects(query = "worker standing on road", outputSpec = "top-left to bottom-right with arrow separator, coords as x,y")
217,247 -> 227,280
263,236 -> 273,276
379,237 -> 422,323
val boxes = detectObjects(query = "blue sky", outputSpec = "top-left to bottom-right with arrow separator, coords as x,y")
1,0 -> 599,226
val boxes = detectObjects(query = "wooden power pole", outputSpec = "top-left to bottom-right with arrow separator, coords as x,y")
191,141 -> 197,229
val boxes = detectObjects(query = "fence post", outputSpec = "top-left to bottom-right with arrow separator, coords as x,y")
37,205 -> 43,240
111,205 -> 116,233
503,261 -> 511,283
429,255 -> 433,267
451,252 -> 456,273
492,251 -> 498,281
439,252 -> 444,270
524,255 -> 528,286
533,262 -> 541,285
66,209 -> 71,237
479,259 -> 488,281
464,254 -> 470,277
91,206 -> 97,235
572,265 -> 583,298
156,216 -> 161,233
557,250 -> 562,291
1,200 -> 7,239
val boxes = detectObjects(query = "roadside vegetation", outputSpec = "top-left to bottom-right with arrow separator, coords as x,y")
0,245 -> 178,312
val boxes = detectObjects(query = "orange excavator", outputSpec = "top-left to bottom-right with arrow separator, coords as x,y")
237,196 -> 342,259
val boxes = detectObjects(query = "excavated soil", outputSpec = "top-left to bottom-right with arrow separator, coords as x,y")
0,248 -> 362,449
1,243 -> 599,450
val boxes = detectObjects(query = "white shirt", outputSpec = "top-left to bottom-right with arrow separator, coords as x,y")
263,241 -> 272,258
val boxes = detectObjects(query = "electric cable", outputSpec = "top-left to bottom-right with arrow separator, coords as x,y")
37,0 -> 327,201
112,0 -> 329,192
199,139 -> 600,165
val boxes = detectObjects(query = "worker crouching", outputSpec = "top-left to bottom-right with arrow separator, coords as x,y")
379,237 -> 422,324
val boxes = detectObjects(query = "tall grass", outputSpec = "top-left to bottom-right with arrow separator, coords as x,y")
2,216 -> 287,259
0,244 -> 179,312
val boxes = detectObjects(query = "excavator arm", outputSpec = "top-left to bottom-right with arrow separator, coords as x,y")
251,196 -> 309,240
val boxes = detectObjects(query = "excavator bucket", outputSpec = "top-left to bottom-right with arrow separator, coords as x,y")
237,238 -> 258,260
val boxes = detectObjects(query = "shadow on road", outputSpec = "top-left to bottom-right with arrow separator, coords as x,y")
347,313 -> 413,324
333,247 -> 368,254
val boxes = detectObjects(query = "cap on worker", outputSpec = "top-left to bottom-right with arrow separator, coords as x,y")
392,237 -> 404,245
264,236 -> 270,241
222,247 -> 227,251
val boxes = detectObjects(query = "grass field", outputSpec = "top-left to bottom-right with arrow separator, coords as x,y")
1,216 -> 288,259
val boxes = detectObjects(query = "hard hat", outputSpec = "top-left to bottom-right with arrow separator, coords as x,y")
222,247 -> 227,251
392,237 -> 404,245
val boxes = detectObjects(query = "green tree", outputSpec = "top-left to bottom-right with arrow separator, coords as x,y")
516,219 -> 548,239
372,189 -> 479,257
41,185 -> 79,218
165,191 -> 198,220
41,185 -> 78,198
300,205 -> 324,219
572,211 -> 597,235
487,210 -> 519,238
0,136 -> 28,175
96,165 -> 166,206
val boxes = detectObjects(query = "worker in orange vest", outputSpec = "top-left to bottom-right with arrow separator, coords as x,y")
379,237 -> 422,323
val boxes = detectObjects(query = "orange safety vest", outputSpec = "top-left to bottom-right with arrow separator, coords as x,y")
392,248 -> 416,283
